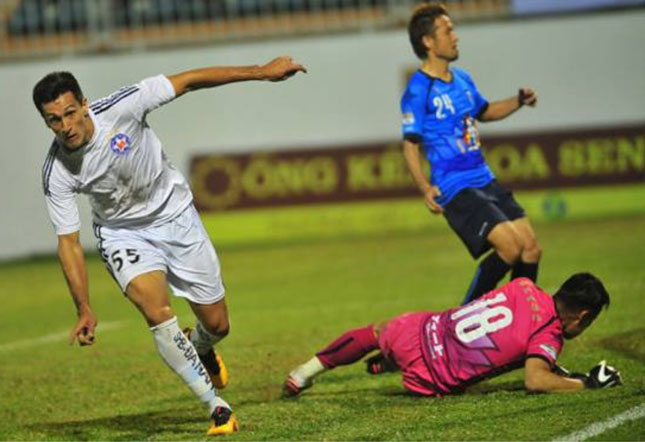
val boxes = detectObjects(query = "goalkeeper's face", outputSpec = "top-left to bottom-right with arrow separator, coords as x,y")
562,309 -> 595,340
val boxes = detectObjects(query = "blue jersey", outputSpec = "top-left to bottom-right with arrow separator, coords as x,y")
401,67 -> 495,205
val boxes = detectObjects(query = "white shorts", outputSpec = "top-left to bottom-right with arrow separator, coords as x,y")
93,205 -> 225,304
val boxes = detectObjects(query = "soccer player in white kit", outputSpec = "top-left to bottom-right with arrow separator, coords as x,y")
33,56 -> 306,435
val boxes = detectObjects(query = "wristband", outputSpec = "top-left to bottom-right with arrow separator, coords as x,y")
568,373 -> 591,387
518,88 -> 526,107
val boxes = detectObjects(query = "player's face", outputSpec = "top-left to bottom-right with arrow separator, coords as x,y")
562,310 -> 594,340
428,15 -> 459,62
41,92 -> 93,150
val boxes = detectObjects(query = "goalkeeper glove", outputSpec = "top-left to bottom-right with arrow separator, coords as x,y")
583,360 -> 623,389
552,360 -> 622,388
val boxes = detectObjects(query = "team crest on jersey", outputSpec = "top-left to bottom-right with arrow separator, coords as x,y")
466,90 -> 474,105
110,133 -> 132,155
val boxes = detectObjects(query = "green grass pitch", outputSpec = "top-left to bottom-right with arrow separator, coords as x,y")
1,188 -> 644,440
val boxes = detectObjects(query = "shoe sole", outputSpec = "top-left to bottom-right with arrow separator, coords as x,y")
283,376 -> 312,397
207,416 -> 239,436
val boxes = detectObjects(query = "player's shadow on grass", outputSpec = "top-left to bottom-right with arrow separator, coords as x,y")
273,370 -> 526,402
467,380 -> 526,395
26,408 -> 202,440
599,327 -> 645,362
382,380 -> 526,398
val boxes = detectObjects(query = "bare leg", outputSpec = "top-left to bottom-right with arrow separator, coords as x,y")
510,217 -> 542,282
188,298 -> 230,347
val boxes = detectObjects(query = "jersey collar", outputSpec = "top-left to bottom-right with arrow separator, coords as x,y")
418,68 -> 454,84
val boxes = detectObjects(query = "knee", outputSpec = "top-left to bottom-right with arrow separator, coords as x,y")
522,240 -> 542,262
146,306 -> 175,327
495,236 -> 523,264
201,316 -> 230,337
374,321 -> 387,339
126,280 -> 174,326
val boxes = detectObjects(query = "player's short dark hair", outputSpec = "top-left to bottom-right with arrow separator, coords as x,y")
33,71 -> 84,115
553,273 -> 610,319
408,2 -> 449,59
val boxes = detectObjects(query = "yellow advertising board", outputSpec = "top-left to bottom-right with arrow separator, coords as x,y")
191,124 -> 645,211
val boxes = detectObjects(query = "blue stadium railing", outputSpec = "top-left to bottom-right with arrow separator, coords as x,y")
0,0 -> 509,59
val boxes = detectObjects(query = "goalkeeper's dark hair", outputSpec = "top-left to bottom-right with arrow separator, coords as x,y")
408,2 -> 449,59
33,71 -> 84,115
553,273 -> 610,319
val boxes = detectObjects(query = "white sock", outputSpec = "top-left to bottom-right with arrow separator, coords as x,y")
290,356 -> 326,384
151,317 -> 230,415
189,321 -> 224,355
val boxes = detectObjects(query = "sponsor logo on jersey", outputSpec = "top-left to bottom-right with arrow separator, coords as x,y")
462,116 -> 481,150
402,112 -> 415,125
110,133 -> 132,155
540,344 -> 557,360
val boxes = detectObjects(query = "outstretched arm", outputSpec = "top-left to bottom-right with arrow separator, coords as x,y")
167,56 -> 307,97
402,140 -> 443,214
58,232 -> 97,346
524,357 -> 584,393
479,87 -> 537,122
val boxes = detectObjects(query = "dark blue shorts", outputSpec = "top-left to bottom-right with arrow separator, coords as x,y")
443,180 -> 526,259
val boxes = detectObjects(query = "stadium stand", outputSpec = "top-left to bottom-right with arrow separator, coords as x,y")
0,0 -> 508,59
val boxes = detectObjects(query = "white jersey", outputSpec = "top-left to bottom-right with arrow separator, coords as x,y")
42,75 -> 193,234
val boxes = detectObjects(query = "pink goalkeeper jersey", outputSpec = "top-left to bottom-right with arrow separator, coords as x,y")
420,278 -> 563,394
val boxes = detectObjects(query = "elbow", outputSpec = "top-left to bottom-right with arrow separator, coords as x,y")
57,232 -> 82,254
476,103 -> 491,122
524,376 -> 547,393
57,239 -> 68,256
524,357 -> 558,393
477,113 -> 496,123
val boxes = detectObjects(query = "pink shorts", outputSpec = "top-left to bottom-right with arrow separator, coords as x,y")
378,312 -> 441,396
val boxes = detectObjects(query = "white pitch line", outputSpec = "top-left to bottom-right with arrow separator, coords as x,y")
552,402 -> 645,442
0,320 -> 125,352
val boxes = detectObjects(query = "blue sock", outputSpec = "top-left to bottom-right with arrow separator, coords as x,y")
462,252 -> 511,305
511,261 -> 539,282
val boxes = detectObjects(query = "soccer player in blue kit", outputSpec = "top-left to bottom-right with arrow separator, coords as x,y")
401,3 -> 541,304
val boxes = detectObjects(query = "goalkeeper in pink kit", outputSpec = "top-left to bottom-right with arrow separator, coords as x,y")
285,273 -> 622,396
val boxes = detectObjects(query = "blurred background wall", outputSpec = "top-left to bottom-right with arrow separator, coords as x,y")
0,2 -> 644,260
